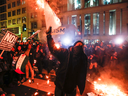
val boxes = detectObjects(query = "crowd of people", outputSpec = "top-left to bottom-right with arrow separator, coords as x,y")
0,39 -> 58,87
0,35 -> 128,95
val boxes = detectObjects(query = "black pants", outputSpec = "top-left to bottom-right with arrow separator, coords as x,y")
55,86 -> 76,96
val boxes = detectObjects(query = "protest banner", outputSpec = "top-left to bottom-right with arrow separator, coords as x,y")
43,0 -> 61,30
0,31 -> 18,51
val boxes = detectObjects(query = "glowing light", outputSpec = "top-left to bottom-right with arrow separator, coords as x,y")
55,43 -> 60,49
29,79 -> 31,83
36,0 -> 44,9
107,0 -> 110,2
78,32 -> 81,35
115,38 -> 123,44
94,83 -> 127,96
47,80 -> 49,84
90,0 -> 93,6
34,92 -> 38,96
37,83 -> 39,85
62,37 -> 72,46
46,75 -> 49,79
47,92 -> 51,95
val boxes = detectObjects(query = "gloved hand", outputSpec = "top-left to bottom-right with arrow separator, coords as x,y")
46,26 -> 52,35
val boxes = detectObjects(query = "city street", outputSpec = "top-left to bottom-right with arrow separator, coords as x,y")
1,70 -> 94,96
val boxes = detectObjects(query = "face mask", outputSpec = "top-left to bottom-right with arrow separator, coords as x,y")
73,46 -> 83,55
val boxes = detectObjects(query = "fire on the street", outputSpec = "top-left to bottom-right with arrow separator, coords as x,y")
93,78 -> 127,96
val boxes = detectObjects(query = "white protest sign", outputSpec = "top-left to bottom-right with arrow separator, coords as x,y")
0,31 -> 18,51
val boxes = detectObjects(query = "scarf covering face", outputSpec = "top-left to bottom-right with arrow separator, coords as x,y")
73,46 -> 83,56
72,46 -> 84,68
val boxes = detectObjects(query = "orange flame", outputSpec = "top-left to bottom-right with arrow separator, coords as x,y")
94,80 -> 127,96
47,80 -> 49,84
55,43 -> 60,49
36,0 -> 44,8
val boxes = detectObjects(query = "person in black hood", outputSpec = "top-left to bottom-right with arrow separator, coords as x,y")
46,27 -> 88,96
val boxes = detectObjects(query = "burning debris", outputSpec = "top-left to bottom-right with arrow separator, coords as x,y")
87,64 -> 128,96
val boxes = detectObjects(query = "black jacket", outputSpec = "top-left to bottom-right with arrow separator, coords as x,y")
47,35 -> 88,95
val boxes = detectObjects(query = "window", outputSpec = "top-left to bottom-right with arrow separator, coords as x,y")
22,17 -> 26,23
17,18 -> 21,24
22,0 -> 25,5
67,16 -> 69,24
0,13 -> 6,20
85,0 -> 99,8
12,10 -> 16,16
109,10 -> 116,35
17,0 -> 20,6
7,27 -> 19,34
78,15 -> 82,32
8,12 -> 11,17
103,0 -> 122,5
73,0 -> 81,10
8,4 -> 11,9
22,7 -> 26,14
31,22 -> 37,29
0,6 -> 6,13
31,12 -> 37,18
77,15 -> 82,36
12,19 -> 16,24
72,15 -> 77,27
102,12 -> 105,35
0,0 -> 6,5
84,14 -> 91,35
93,13 -> 99,35
42,20 -> 46,27
120,9 -> 122,34
8,20 -> 11,25
17,9 -> 20,15
12,2 -> 15,7
1,21 -> 7,28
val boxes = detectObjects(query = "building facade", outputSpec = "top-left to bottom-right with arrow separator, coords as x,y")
58,0 -> 128,44
0,0 -> 128,44
0,0 -> 45,41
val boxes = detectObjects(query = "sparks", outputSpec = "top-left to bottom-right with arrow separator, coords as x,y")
34,92 -> 38,96
47,92 -> 51,95
47,80 -> 49,84
29,79 -> 31,83
46,75 -> 49,79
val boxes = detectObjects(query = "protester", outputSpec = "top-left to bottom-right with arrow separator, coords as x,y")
34,44 -> 44,78
46,27 -> 88,96
13,45 -> 24,86
24,44 -> 34,83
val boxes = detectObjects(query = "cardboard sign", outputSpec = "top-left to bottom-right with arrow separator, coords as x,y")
0,31 -> 18,51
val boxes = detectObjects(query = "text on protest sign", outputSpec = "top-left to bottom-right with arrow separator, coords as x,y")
51,27 -> 66,35
0,31 -> 18,51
